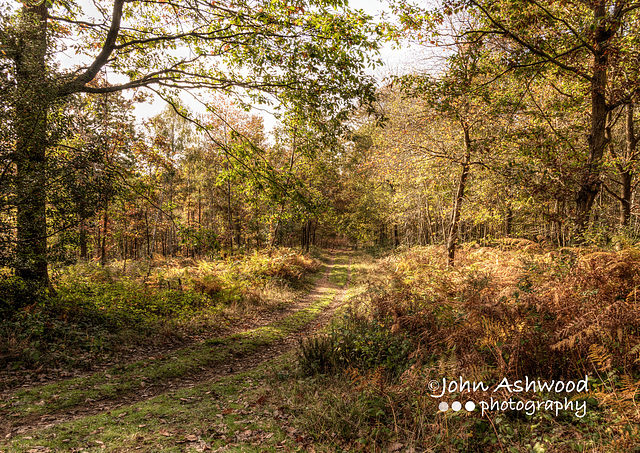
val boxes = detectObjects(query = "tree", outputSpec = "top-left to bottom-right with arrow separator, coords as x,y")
0,0 -> 379,284
604,102 -> 640,229
392,0 -> 640,236
466,0 -> 640,234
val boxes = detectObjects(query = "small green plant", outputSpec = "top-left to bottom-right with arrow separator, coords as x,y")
297,334 -> 338,375
298,315 -> 415,379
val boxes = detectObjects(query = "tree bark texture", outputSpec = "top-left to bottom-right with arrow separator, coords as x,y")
14,3 -> 50,284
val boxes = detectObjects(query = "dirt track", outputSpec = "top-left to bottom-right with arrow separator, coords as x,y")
0,251 -> 351,440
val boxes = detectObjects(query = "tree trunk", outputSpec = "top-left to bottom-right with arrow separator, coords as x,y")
150,189 -> 165,256
620,170 -> 633,227
100,205 -> 109,266
234,214 -> 242,249
311,218 -> 317,246
270,128 -> 297,248
447,124 -> 472,266
14,3 -> 50,285
505,205 -> 513,237
621,103 -> 638,227
425,197 -> 433,245
575,2 -> 611,234
226,161 -> 233,250
300,221 -> 307,250
79,218 -> 88,260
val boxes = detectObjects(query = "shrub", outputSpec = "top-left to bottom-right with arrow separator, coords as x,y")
298,310 -> 416,379
0,275 -> 48,318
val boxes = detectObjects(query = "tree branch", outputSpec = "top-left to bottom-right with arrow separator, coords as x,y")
60,0 -> 125,95
603,182 -> 624,202
470,0 -> 593,82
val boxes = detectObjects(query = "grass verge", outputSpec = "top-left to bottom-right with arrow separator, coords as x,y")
0,250 -> 350,452
1,353 -> 323,453
0,252 -> 337,428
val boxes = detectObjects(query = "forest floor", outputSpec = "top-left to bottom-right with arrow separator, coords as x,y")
3,243 -> 640,453
0,249 -> 355,452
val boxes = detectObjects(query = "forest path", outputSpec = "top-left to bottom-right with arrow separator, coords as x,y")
0,249 -> 352,446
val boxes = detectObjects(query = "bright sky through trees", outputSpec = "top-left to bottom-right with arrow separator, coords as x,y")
119,0 -> 414,129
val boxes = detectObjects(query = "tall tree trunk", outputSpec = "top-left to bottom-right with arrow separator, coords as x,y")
100,204 -> 109,266
425,197 -> 433,245
144,208 -> 150,257
150,189 -> 165,257
447,124 -> 472,266
14,3 -> 50,284
575,2 -> 611,234
270,127 -> 297,248
621,103 -> 638,227
79,218 -> 88,260
438,195 -> 447,241
606,103 -> 637,228
234,214 -> 242,249
311,218 -> 317,246
305,218 -> 311,252
620,170 -> 633,227
226,160 -> 233,250
505,205 -> 513,237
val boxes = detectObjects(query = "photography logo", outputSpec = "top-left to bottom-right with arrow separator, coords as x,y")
429,376 -> 589,417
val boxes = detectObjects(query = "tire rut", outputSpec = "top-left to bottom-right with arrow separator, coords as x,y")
1,250 -> 351,440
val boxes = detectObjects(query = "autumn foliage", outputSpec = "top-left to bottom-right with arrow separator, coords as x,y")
295,245 -> 640,451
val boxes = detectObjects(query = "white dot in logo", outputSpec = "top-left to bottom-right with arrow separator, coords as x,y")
451,401 -> 462,412
465,401 -> 476,412
438,402 -> 449,412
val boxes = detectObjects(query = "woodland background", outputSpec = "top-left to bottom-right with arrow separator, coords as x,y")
1,0 -> 640,451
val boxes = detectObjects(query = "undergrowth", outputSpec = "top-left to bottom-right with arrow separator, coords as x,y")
0,248 -> 320,378
292,244 -> 640,452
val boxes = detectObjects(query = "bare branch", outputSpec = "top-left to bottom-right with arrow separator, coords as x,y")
48,15 -> 108,29
603,182 -> 625,201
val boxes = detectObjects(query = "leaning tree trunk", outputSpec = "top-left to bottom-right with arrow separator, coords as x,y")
447,124 -> 472,267
14,3 -> 50,285
605,103 -> 637,228
619,170 -> 633,227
